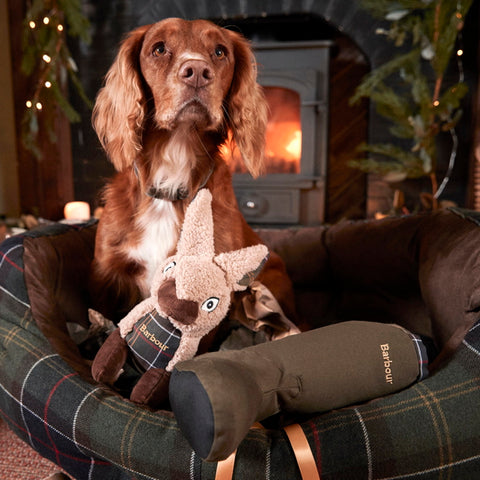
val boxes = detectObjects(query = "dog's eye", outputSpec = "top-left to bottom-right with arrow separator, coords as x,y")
214,45 -> 226,59
201,297 -> 219,312
152,42 -> 166,57
163,261 -> 176,273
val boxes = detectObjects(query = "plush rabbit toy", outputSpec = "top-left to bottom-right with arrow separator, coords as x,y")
91,189 -> 269,408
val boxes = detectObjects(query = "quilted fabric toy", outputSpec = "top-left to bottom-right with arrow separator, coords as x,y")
91,189 -> 269,408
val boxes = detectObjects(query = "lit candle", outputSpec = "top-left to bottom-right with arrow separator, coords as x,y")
64,201 -> 91,221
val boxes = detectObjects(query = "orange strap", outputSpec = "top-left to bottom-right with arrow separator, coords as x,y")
284,424 -> 321,480
214,423 -> 320,480
215,450 -> 236,480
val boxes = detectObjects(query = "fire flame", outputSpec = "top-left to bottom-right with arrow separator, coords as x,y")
286,130 -> 302,158
265,121 -> 302,173
223,86 -> 302,174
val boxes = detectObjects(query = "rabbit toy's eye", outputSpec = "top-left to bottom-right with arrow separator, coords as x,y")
163,261 -> 176,273
201,297 -> 219,312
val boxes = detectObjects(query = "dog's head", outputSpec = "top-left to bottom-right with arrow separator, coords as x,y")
93,18 -> 267,177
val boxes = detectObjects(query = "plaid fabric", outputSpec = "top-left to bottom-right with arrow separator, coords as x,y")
408,333 -> 430,382
125,310 -> 181,371
1,221 -> 480,479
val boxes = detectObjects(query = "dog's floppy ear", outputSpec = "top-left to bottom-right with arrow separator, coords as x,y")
225,31 -> 268,178
92,24 -> 150,172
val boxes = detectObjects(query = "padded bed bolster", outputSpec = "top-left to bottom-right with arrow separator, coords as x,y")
22,223 -> 96,379
323,208 -> 480,357
260,208 -> 480,357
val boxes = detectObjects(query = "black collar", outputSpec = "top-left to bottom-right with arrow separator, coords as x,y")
146,186 -> 189,201
134,162 -> 214,202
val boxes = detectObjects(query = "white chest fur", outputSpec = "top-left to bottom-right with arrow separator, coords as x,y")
128,132 -> 196,297
129,199 -> 181,297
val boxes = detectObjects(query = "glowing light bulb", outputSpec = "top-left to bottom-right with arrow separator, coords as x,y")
42,54 -> 51,63
57,24 -> 64,32
45,81 -> 52,88
433,100 -> 440,107
26,100 -> 33,108
36,102 -> 43,110
43,17 -> 50,25
457,49 -> 464,56
29,21 -> 36,29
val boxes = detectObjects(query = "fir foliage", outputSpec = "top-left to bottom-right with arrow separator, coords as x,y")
21,0 -> 92,159
350,0 -> 473,196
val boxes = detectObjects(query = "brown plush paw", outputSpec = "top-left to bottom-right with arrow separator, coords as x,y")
91,328 -> 128,384
130,368 -> 171,409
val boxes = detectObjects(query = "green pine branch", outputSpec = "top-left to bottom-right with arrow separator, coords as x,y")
21,0 -> 91,159
349,0 -> 473,203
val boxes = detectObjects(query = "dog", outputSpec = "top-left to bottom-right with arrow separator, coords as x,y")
89,18 -> 298,337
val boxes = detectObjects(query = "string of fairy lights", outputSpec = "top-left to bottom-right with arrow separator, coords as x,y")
21,0 -> 91,158
25,12 -> 65,110
25,15 -> 65,113
434,3 -> 467,199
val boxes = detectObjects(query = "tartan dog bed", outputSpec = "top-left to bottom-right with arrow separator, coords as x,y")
1,208 -> 480,479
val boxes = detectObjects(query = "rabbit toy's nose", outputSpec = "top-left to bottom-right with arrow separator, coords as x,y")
157,279 -> 198,325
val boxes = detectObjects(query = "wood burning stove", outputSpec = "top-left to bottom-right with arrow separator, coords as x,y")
225,40 -> 331,226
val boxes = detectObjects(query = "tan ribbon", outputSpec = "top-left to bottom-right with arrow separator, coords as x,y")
215,450 -> 237,480
284,424 -> 321,480
214,423 -> 320,480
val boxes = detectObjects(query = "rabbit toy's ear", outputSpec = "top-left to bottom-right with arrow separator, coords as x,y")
174,187 -> 268,293
176,189 -> 215,258
214,245 -> 269,291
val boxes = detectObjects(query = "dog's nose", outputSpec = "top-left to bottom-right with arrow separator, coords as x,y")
178,60 -> 213,88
